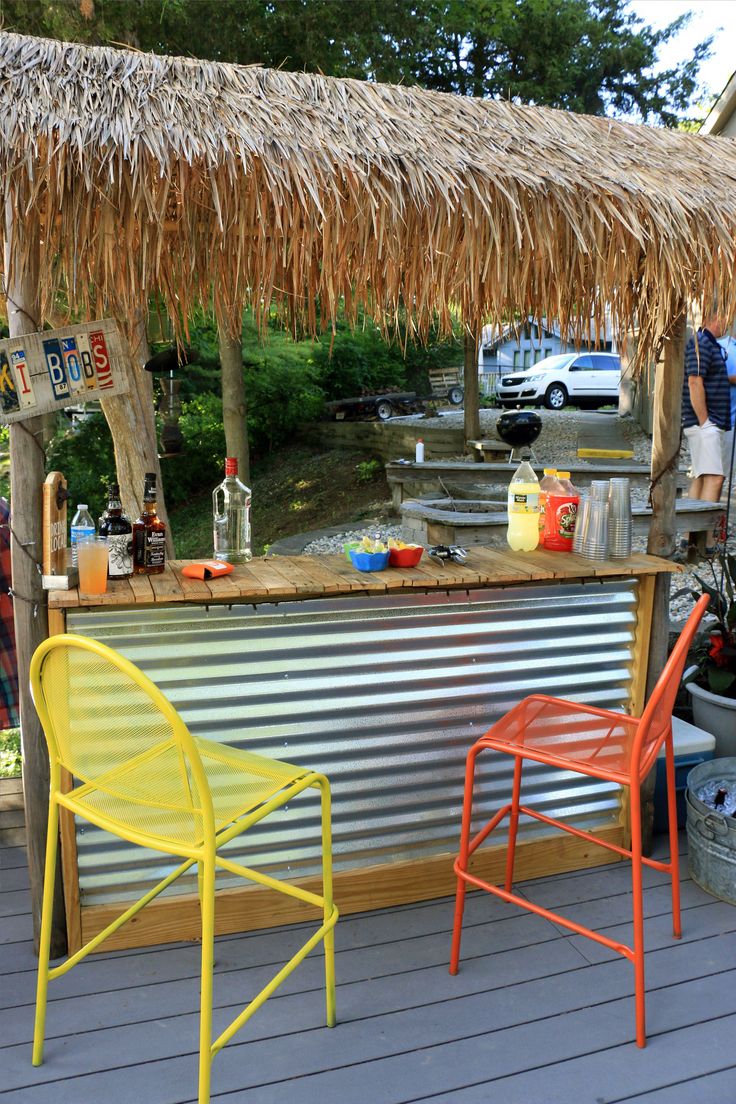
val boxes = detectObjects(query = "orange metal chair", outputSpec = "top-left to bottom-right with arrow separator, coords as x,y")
450,593 -> 709,1047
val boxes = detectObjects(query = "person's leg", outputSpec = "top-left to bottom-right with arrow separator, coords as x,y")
700,474 -> 725,503
688,475 -> 704,499
685,427 -> 725,552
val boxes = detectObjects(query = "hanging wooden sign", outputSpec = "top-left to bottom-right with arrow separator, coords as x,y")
42,471 -> 68,576
0,319 -> 128,424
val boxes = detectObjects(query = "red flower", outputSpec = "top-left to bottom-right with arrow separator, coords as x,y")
708,632 -> 728,668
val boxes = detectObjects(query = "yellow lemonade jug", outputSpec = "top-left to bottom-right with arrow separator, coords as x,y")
507,460 -> 540,551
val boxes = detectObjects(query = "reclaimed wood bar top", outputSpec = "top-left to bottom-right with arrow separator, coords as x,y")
48,548 -> 682,611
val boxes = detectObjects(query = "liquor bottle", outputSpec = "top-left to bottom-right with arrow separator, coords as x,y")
99,482 -> 133,578
213,457 -> 252,563
132,472 -> 166,574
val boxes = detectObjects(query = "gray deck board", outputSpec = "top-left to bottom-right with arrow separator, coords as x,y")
1,834 -> 735,1104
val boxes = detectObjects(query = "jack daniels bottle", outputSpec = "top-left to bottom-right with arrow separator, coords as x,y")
132,472 -> 167,575
98,482 -> 133,578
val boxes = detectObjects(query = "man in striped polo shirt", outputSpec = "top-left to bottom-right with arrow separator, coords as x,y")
681,311 -> 731,518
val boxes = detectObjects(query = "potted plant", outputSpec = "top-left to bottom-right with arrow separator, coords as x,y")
680,551 -> 736,757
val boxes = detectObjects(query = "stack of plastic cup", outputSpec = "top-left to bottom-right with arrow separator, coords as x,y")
573,494 -> 590,554
608,478 -> 632,560
581,482 -> 610,559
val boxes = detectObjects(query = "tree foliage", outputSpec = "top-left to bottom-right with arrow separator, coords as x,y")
0,0 -> 712,126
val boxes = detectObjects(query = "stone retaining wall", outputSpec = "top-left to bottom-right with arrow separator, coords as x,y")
298,420 -> 464,461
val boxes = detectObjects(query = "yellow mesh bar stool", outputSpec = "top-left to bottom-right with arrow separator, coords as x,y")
30,633 -> 338,1104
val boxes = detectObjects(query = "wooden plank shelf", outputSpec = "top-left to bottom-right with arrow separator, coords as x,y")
48,548 -> 681,611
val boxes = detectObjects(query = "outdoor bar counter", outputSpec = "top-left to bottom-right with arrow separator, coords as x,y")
48,547 -> 678,952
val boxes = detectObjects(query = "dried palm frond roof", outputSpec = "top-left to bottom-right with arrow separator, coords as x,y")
1,29 -> 736,355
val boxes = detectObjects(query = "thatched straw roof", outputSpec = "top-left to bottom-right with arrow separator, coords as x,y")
2,30 -> 736,354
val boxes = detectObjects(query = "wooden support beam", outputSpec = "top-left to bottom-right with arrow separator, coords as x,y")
463,326 -> 481,445
4,200 -> 67,957
641,306 -> 686,854
648,308 -> 686,562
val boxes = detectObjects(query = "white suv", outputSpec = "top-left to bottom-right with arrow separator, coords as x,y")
495,352 -> 621,410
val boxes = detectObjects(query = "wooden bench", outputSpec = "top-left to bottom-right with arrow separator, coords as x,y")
386,460 -> 689,511
465,438 -> 514,462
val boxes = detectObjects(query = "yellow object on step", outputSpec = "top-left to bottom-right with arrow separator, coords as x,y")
577,446 -> 634,459
30,633 -> 338,1104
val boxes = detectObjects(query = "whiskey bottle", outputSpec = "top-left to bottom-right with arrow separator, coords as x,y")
132,472 -> 166,574
99,482 -> 133,578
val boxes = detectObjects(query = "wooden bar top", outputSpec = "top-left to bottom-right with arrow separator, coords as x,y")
48,548 -> 682,611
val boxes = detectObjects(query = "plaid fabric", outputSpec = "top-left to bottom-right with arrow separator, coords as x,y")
0,497 -> 19,730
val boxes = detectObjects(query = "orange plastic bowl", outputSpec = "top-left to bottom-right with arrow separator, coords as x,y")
388,544 -> 423,568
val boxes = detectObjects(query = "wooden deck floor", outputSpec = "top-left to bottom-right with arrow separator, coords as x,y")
2,784 -> 735,1104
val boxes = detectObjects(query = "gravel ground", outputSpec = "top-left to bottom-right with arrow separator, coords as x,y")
303,409 -> 733,625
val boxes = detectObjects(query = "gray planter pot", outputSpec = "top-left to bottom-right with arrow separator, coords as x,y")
685,666 -> 736,758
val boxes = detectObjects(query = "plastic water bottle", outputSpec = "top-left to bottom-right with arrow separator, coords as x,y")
213,457 -> 252,563
415,439 -> 425,463
506,461 -> 540,551
70,504 -> 95,567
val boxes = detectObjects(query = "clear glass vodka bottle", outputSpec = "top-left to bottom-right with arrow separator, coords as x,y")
213,457 -> 252,563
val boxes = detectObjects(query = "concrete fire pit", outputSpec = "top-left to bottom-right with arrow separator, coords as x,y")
400,495 -> 724,550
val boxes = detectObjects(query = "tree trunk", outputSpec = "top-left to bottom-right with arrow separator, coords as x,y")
618,333 -> 636,418
4,201 -> 68,957
99,314 -> 175,557
463,327 -> 481,445
218,321 -> 250,485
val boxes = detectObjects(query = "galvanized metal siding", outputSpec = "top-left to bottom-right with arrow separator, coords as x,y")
68,578 -> 638,906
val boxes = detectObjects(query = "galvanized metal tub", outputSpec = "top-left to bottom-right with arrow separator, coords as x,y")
686,757 -> 736,906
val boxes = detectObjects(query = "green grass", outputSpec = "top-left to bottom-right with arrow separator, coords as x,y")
0,728 -> 21,778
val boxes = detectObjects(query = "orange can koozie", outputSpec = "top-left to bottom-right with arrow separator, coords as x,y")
543,494 -> 579,551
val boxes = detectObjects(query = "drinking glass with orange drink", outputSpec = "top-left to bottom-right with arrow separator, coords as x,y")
77,536 -> 108,594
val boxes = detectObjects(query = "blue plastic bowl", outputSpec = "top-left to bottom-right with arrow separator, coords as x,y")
349,548 -> 390,572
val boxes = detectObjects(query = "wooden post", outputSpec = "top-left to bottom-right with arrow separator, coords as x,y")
463,327 -> 481,446
648,307 -> 686,564
218,321 -> 250,485
4,201 -> 67,956
641,306 -> 686,854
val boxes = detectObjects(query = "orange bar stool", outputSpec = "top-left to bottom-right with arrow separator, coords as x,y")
450,594 -> 709,1047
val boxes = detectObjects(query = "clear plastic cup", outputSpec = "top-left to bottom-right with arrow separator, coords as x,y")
573,494 -> 590,554
583,499 -> 609,559
77,536 -> 108,594
608,479 -> 632,559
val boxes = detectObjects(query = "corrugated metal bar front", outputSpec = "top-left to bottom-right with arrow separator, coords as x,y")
67,577 -> 639,907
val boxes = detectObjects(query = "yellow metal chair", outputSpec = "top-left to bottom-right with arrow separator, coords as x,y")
30,633 -> 338,1103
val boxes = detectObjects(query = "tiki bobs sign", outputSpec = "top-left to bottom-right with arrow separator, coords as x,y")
0,318 -> 127,423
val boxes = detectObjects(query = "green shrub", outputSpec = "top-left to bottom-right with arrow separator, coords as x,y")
0,728 -> 21,778
309,316 -> 463,400
161,393 -> 226,507
46,413 -> 115,523
244,357 -> 323,454
355,458 -> 382,482
0,424 -> 8,501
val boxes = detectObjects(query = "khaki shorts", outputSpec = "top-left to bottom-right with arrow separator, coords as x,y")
684,422 -> 725,479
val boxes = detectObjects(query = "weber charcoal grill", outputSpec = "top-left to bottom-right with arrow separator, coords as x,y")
495,410 -> 542,461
